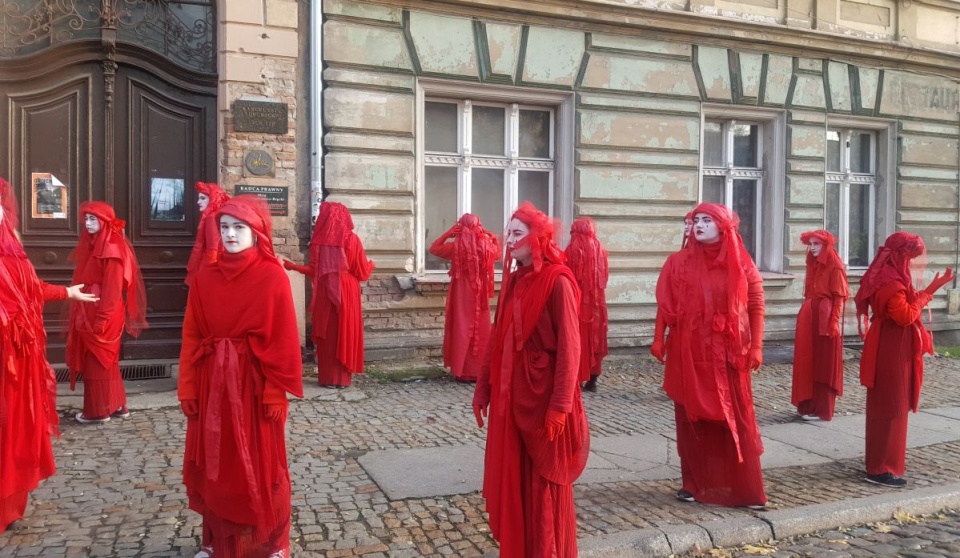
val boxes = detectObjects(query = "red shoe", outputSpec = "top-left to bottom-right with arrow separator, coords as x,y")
111,406 -> 130,419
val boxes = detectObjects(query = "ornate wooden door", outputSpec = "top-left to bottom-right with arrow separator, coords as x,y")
0,0 -> 217,362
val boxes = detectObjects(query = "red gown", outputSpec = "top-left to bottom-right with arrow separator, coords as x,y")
0,225 -> 67,531
859,281 -> 930,476
429,216 -> 498,381
179,246 -> 304,557
655,203 -> 766,508
474,262 -> 589,557
287,232 -> 373,386
792,233 -> 848,420
564,218 -> 609,382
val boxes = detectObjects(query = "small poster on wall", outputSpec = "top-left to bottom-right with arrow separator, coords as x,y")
150,178 -> 185,222
31,172 -> 68,219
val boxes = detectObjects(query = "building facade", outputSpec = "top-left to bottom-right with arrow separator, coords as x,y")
4,0 -> 960,367
318,0 -> 960,359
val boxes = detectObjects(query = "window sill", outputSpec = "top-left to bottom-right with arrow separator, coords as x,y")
760,271 -> 796,289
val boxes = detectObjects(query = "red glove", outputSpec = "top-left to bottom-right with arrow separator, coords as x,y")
748,346 -> 763,372
829,323 -> 841,338
651,338 -> 665,363
180,399 -> 198,419
651,310 -> 667,363
264,403 -> 285,422
472,404 -> 488,429
923,267 -> 955,296
544,410 -> 566,441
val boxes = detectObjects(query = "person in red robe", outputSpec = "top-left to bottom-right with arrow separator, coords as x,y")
179,195 -> 304,558
855,232 -> 953,488
429,213 -> 499,382
284,201 -> 374,388
186,182 -> 230,287
652,203 -> 766,508
472,201 -> 589,558
66,201 -> 148,423
650,210 -> 695,374
792,230 -> 849,421
564,217 -> 609,393
0,178 -> 96,532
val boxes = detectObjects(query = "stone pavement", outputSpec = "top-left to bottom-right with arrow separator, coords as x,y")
1,352 -> 960,557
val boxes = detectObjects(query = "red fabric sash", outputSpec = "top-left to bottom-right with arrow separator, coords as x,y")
195,337 -> 263,512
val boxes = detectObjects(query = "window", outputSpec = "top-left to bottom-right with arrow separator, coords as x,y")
701,119 -> 765,261
825,128 -> 876,267
418,83 -> 574,273
699,108 -> 786,273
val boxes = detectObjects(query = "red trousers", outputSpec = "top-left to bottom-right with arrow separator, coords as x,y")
796,382 -> 837,421
82,353 -> 126,418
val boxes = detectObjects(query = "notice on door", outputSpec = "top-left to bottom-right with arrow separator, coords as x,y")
31,172 -> 67,219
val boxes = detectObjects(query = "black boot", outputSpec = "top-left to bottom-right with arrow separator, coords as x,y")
584,375 -> 598,392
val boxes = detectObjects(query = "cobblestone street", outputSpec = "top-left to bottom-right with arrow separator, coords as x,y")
683,510 -> 960,558
2,353 -> 960,557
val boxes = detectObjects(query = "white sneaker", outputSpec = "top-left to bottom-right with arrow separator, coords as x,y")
194,546 -> 214,558
800,414 -> 820,421
76,412 -> 110,424
268,550 -> 287,558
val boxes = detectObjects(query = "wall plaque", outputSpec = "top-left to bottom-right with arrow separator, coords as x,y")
244,150 -> 275,177
236,185 -> 289,216
233,100 -> 289,134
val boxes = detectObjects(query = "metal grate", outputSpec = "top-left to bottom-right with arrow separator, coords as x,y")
54,362 -> 172,383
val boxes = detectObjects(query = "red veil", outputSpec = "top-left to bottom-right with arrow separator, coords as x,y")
308,201 -> 353,316
69,201 -> 148,337
855,232 -> 925,336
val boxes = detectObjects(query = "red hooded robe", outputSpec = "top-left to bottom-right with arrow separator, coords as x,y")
564,217 -> 609,382
179,195 -> 304,557
473,202 -> 589,558
186,182 -> 230,287
429,213 -> 499,381
284,202 -> 374,387
792,230 -> 849,420
66,201 -> 148,419
654,203 -> 766,507
0,178 -> 68,531
855,232 -> 933,477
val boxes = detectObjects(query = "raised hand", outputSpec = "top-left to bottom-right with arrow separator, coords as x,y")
924,267 -> 955,295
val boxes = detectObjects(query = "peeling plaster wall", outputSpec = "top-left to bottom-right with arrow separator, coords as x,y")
317,0 -> 960,360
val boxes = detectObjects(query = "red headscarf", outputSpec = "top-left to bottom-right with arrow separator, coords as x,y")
196,181 -> 229,211
855,231 -> 926,332
451,213 -> 499,299
0,177 -> 25,258
566,217 -> 608,319
216,195 -> 279,264
70,201 -> 148,336
308,201 -> 354,311
800,230 -> 847,296
685,203 -> 752,359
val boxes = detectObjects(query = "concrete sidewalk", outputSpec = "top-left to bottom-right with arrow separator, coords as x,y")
2,354 -> 959,557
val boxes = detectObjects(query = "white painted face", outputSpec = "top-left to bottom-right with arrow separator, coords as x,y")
0,204 -> 5,226
683,218 -> 693,239
808,238 -> 823,258
220,214 -> 255,254
693,212 -> 720,245
197,193 -> 210,212
504,218 -> 532,265
84,213 -> 101,235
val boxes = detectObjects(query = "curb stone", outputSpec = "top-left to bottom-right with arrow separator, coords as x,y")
578,482 -> 960,557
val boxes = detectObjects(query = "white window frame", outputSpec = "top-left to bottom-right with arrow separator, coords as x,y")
699,105 -> 787,273
824,117 -> 896,269
416,79 -> 575,275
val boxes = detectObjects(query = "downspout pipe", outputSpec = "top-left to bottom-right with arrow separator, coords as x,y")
310,0 -> 324,224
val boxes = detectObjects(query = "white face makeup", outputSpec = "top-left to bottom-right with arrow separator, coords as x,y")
84,213 -> 101,235
220,214 -> 255,254
198,193 -> 210,212
504,218 -> 532,265
683,218 -> 693,239
808,238 -> 823,258
0,204 -> 4,226
693,212 -> 720,245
